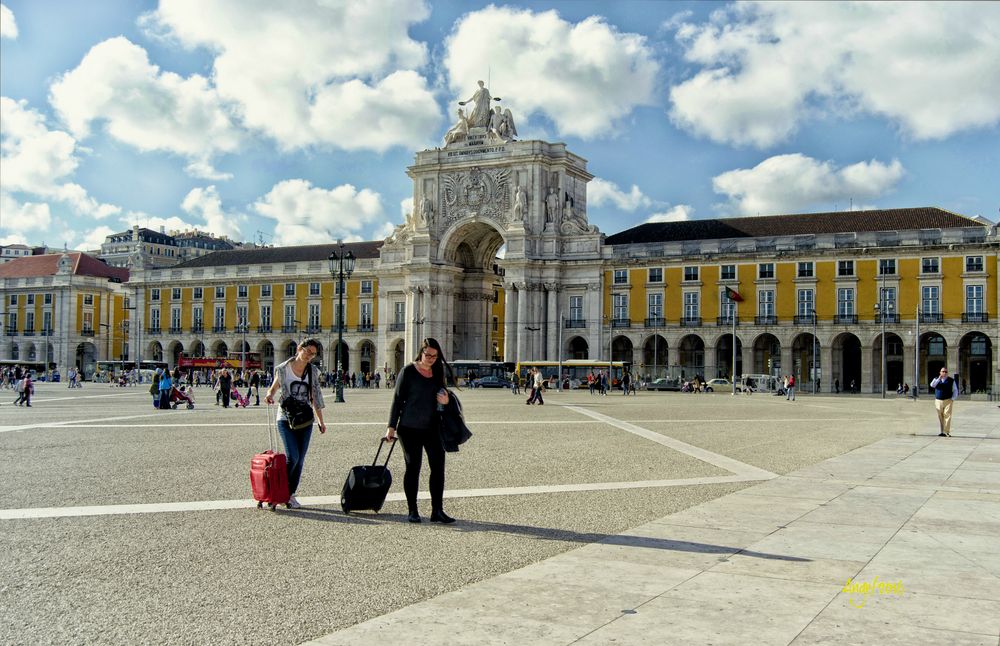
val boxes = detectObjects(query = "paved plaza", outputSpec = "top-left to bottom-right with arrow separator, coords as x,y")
1,383 -> 997,645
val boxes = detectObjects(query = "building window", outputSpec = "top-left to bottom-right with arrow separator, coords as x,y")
921,257 -> 939,274
26,294 -> 34,305
361,280 -> 373,294
758,263 -> 774,279
393,302 -> 405,324
613,293 -> 628,321
758,290 -> 774,317
193,306 -> 203,328
25,311 -> 34,331
170,288 -> 180,300
171,308 -> 181,330
214,306 -> 225,329
683,292 -> 699,319
150,309 -> 160,329
285,283 -> 295,297
43,311 -> 52,331
966,256 -> 984,273
284,305 -> 296,327
720,264 -> 736,281
492,316 -> 499,332
215,286 -> 226,299
44,293 -> 52,305
922,286 -> 939,314
7,312 -> 16,331
193,287 -> 203,299
333,303 -> 344,327
8,295 -> 16,306
84,294 -> 94,305
879,259 -> 896,276
361,302 -> 372,326
613,269 -> 628,285
261,284 -> 272,297
837,260 -> 854,277
879,286 -> 897,313
837,288 -> 855,316
236,305 -> 248,328
648,293 -> 663,319
308,303 -> 320,328
797,262 -> 813,278
797,289 -> 814,317
569,295 -> 584,321
259,305 -> 270,328
966,285 -> 984,314
648,268 -> 663,283
719,291 -> 736,321
238,285 -> 248,298
309,282 -> 320,296
684,266 -> 699,282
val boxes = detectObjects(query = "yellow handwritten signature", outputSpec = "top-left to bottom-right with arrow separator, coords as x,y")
842,577 -> 904,608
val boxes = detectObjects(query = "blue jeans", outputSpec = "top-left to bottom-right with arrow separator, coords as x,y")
277,418 -> 312,495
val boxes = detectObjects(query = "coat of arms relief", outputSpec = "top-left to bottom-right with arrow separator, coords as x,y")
440,167 -> 512,230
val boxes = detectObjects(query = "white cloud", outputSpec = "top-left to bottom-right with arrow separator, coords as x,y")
1,3 -> 17,39
444,7 -> 659,139
145,0 -> 440,152
180,186 -> 246,240
589,178 -> 654,211
712,154 -> 904,215
0,97 -> 120,219
670,2 -> 1000,147
252,179 -> 384,246
399,197 -> 414,223
645,205 -> 694,223
49,37 -> 241,176
0,192 -> 52,233
77,225 -> 115,251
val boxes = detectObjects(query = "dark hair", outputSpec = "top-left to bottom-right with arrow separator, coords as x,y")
413,337 -> 452,388
299,338 -> 321,351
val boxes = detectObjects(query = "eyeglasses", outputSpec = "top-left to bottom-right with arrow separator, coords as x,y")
422,351 -> 438,359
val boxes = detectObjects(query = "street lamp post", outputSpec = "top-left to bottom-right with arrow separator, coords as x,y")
914,304 -> 921,399
328,240 -> 356,404
874,268 -> 893,399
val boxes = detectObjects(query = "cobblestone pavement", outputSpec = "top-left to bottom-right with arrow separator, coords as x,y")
0,383 -> 961,645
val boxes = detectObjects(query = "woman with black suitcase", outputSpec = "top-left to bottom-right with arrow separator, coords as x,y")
385,337 -> 454,524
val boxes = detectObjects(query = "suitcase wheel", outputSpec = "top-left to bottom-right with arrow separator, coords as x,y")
257,501 -> 263,508
268,503 -> 277,510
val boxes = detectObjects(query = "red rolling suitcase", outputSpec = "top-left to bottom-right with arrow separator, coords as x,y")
251,405 -> 289,509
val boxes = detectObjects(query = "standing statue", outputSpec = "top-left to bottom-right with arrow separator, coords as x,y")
419,196 -> 434,227
459,80 -> 493,129
443,108 -> 469,146
545,187 -> 561,224
512,185 -> 527,221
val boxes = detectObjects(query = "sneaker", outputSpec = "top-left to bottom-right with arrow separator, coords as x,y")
286,495 -> 301,509
938,433 -> 946,437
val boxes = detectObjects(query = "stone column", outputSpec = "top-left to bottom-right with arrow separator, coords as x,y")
546,283 -> 558,361
902,342 -> 915,393
668,345 -> 680,371
741,344 -> 753,377
503,284 -> 517,363
587,281 -> 603,360
861,344 -> 874,393
780,345 -> 793,381
946,344 -> 960,376
820,344 -> 833,393
704,345 -> 717,379
516,283 -> 528,365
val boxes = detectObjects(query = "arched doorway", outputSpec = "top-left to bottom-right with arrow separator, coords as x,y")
333,340 -> 349,374
440,220 -> 506,360
642,335 -> 668,380
918,332 -> 946,393
212,341 -> 229,357
753,333 -> 780,376
257,340 -> 275,372
611,335 -> 633,363
168,341 -> 184,368
190,341 -> 205,357
359,340 -> 376,375
76,342 -> 98,376
284,341 -> 296,361
678,334 -> 704,378
27,343 -> 37,361
791,333 -> 819,391
832,333 -> 861,393
392,340 -> 405,375
568,336 -> 589,360
148,341 -> 163,362
872,333 -> 905,393
959,332 -> 992,393
715,334 -> 743,381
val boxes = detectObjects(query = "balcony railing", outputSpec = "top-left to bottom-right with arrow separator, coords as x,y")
755,315 -> 778,326
257,325 -> 272,334
191,325 -> 204,334
717,316 -> 739,326
356,323 -> 375,333
644,317 -> 666,328
22,329 -> 35,336
611,318 -> 631,328
793,314 -> 816,325
4,329 -> 16,336
875,313 -> 900,324
565,319 -> 587,329
920,312 -> 943,324
169,326 -> 183,335
40,328 -> 54,337
834,314 -> 858,325
681,316 -> 701,327
389,322 -> 405,331
146,327 -> 161,335
281,325 -> 298,334
304,325 -> 322,334
81,328 -> 96,337
212,325 -> 227,333
962,312 -> 989,323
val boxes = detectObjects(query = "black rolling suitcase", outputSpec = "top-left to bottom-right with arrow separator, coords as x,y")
340,439 -> 395,514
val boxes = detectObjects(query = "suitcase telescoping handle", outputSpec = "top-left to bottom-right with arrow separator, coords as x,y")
266,401 -> 277,453
372,437 -> 395,467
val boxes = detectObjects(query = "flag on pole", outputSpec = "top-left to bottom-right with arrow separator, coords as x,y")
725,286 -> 744,302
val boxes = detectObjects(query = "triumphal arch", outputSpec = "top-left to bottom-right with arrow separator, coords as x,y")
376,82 -> 605,365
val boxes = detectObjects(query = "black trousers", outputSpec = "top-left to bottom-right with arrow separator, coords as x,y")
397,425 -> 446,513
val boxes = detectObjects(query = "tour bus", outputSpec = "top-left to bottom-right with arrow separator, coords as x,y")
94,360 -> 167,382
514,360 -> 631,389
449,360 -> 516,386
177,352 -> 263,371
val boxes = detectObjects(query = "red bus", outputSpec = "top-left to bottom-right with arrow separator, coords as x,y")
178,352 -> 262,370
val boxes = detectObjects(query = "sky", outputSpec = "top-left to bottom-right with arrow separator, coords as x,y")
1,0 -> 999,252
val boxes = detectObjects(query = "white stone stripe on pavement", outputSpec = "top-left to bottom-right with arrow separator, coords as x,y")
0,474 -> 766,520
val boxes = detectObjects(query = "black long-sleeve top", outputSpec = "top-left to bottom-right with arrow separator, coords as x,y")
388,363 -> 441,431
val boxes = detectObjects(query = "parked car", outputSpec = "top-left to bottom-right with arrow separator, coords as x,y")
470,375 -> 514,389
646,377 -> 682,391
704,378 -> 737,392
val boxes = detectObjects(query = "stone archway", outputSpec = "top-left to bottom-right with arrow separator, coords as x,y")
212,340 -> 229,357
611,335 -> 633,363
832,333 -> 862,393
918,332 -> 946,392
753,333 -> 781,375
791,333 -> 819,391
439,220 -> 507,361
568,336 -> 589,360
959,331 -> 991,393
642,334 -> 668,380
148,341 -> 163,362
678,334 -> 704,378
76,342 -> 97,376
359,340 -> 376,375
716,334 -> 743,381
167,340 -> 184,368
872,332 -> 905,393
392,339 -> 405,376
257,340 -> 275,372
